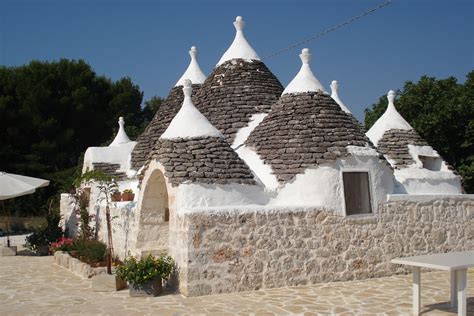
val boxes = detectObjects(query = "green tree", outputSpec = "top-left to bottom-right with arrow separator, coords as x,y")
142,96 -> 163,125
0,59 -> 145,215
364,71 -> 474,193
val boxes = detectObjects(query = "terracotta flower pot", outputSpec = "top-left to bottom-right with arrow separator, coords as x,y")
129,277 -> 162,297
121,193 -> 135,202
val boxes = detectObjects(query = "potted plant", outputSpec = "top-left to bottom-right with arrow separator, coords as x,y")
111,190 -> 122,202
116,254 -> 175,297
121,189 -> 134,202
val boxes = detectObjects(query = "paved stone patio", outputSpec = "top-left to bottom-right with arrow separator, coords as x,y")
0,256 -> 472,315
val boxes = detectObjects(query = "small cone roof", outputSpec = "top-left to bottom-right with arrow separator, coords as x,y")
366,90 -> 413,146
217,16 -> 260,66
282,49 -> 326,95
109,117 -> 132,146
161,79 -> 222,139
175,46 -> 207,86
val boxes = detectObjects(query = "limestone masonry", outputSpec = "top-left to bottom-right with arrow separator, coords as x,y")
173,197 -> 473,296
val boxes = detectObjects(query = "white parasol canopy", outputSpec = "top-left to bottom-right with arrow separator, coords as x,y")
0,172 -> 50,200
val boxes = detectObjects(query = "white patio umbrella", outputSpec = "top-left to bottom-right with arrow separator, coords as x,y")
0,172 -> 49,200
0,172 -> 49,247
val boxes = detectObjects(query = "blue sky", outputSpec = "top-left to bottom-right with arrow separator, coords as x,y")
1,0 -> 473,121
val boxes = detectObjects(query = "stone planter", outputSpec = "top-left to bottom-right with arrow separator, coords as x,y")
54,251 -> 106,279
37,245 -> 50,256
92,274 -> 127,292
0,246 -> 17,256
129,277 -> 162,297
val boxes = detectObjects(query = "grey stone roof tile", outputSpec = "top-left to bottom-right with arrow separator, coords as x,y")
377,129 -> 428,169
194,59 -> 283,144
141,136 -> 257,187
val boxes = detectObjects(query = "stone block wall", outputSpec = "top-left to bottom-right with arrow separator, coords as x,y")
176,197 -> 473,297
60,193 -> 139,259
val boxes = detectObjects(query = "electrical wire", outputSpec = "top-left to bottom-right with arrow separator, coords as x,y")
262,0 -> 393,60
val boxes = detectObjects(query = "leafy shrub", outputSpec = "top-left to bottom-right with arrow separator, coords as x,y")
25,209 -> 63,252
116,254 -> 175,285
73,239 -> 107,263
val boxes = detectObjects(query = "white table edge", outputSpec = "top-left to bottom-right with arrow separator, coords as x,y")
390,259 -> 474,271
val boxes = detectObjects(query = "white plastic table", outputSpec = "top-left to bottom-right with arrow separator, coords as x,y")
392,251 -> 474,316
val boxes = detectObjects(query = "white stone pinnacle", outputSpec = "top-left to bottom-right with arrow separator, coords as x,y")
175,46 -> 207,86
330,80 -> 352,114
109,117 -> 132,146
387,90 -> 396,109
366,89 -> 414,146
282,48 -> 327,95
217,16 -> 261,66
300,48 -> 311,64
161,79 -> 223,139
235,15 -> 244,31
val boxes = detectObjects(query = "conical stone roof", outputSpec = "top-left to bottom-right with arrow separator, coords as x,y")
367,91 -> 429,169
193,16 -> 283,144
245,49 -> 371,183
130,84 -> 201,170
141,80 -> 257,187
131,47 -> 206,170
366,90 -> 413,146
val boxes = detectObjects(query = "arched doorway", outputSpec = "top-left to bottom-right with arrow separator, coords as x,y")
136,169 -> 169,254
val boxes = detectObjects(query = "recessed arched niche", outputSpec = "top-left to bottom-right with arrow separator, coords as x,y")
136,168 -> 170,254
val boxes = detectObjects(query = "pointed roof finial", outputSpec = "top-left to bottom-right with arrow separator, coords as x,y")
366,89 -> 414,146
235,15 -> 244,31
300,48 -> 311,64
161,79 -> 223,139
282,48 -> 326,95
217,16 -> 260,66
330,80 -> 351,114
182,78 -> 192,97
387,89 -> 396,108
109,117 -> 132,146
175,46 -> 207,86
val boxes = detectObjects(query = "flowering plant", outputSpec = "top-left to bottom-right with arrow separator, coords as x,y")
116,254 -> 175,285
49,237 -> 75,253
122,189 -> 134,194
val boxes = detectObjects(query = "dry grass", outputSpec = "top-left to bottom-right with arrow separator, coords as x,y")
0,216 -> 46,233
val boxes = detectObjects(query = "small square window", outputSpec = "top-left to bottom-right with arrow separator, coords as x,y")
343,172 -> 372,215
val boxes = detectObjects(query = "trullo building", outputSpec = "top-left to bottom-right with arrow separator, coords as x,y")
60,16 -> 472,298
